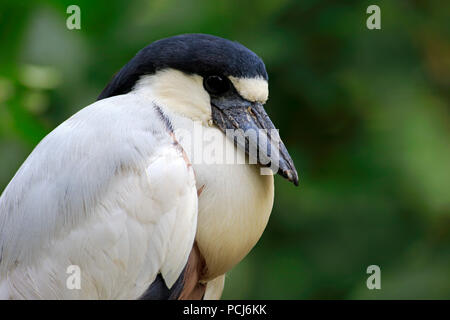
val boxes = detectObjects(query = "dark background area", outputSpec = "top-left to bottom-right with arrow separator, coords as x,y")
0,0 -> 449,299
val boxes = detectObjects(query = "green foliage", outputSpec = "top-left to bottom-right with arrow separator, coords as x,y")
0,0 -> 448,299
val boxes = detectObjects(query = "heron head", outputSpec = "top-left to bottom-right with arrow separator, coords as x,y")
98,34 -> 298,185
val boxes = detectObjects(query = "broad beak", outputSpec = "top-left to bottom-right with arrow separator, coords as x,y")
211,94 -> 299,186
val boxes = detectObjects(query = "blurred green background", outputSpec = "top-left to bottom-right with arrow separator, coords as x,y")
0,0 -> 449,299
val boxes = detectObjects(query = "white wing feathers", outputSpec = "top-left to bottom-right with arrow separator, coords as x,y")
0,95 -> 198,299
145,147 -> 197,289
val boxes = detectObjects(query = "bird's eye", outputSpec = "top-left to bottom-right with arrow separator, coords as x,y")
203,75 -> 230,95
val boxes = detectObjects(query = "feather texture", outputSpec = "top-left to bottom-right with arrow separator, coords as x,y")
0,94 -> 198,299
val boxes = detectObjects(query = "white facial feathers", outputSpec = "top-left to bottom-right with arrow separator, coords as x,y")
228,76 -> 269,104
132,69 -> 269,123
133,69 -> 212,124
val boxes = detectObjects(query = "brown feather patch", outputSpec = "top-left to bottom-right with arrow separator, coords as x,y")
197,184 -> 205,197
178,242 -> 207,300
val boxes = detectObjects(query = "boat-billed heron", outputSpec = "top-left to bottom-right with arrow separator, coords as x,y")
0,34 -> 298,299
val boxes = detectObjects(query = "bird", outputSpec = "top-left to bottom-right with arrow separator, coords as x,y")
0,33 -> 298,300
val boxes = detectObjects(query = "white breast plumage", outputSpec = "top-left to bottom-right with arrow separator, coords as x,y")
166,112 -> 275,280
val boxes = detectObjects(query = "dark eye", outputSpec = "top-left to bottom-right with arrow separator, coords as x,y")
203,75 -> 230,95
